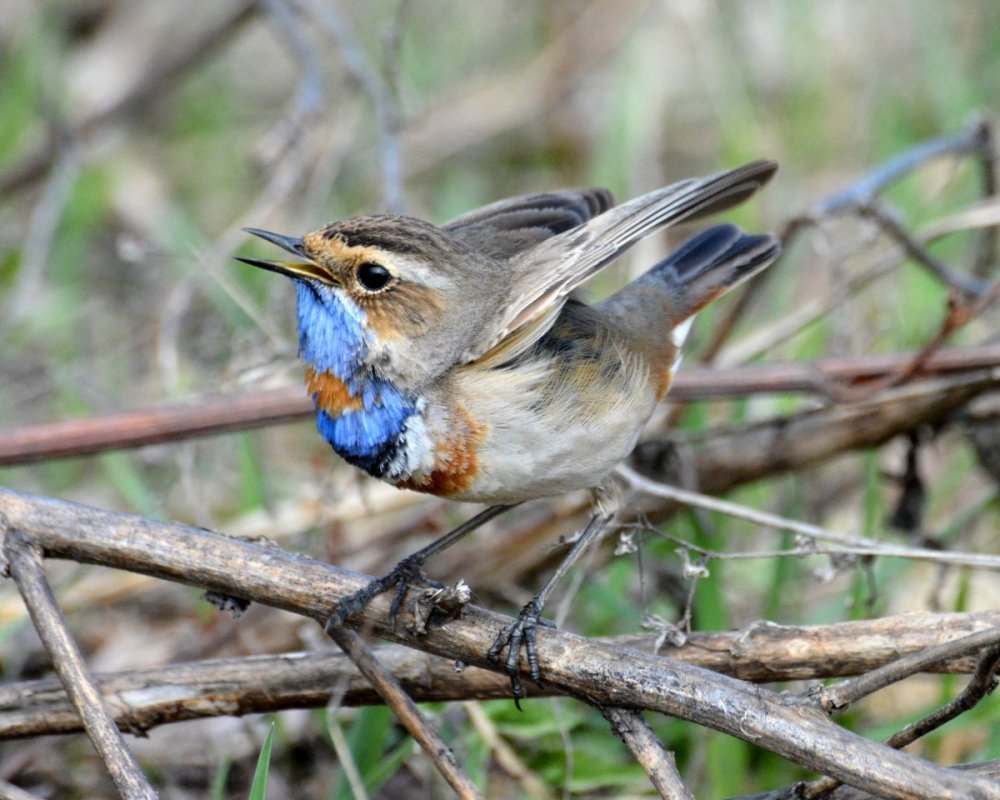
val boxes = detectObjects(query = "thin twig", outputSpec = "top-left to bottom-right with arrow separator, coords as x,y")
298,0 -> 408,212
817,629 -> 1000,714
258,0 -> 325,154
857,200 -> 988,296
886,642 -> 1000,749
706,119 -> 995,372
814,123 -> 989,216
971,117 -> 998,278
3,532 -> 156,800
600,706 -> 694,800
884,275 -> 1000,388
326,626 -> 482,800
804,642 -> 1000,799
617,465 -> 1000,571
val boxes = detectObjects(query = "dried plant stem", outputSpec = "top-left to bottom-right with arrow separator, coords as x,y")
618,466 -> 1000,571
326,626 -> 482,800
3,533 -> 155,800
601,706 -> 694,800
1,612 -> 998,740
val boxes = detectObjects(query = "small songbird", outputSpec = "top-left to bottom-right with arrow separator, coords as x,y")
238,160 -> 780,699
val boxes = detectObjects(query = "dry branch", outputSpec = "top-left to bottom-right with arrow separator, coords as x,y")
1,488 -> 999,799
1,612 -> 998,740
600,706 -> 693,800
1,346 -> 996,466
640,367 -> 1000,499
4,533 -> 156,799
326,626 -> 482,800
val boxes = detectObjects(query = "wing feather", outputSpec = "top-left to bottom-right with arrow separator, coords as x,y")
445,188 -> 614,259
464,160 -> 777,361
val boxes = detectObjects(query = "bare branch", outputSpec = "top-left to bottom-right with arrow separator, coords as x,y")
813,123 -> 989,216
1,346 -> 997,466
618,465 -> 1000,571
327,626 -> 482,800
817,628 -> 1000,713
886,642 -> 1000,749
857,200 -> 989,296
600,706 -> 694,800
971,116 -> 998,277
2,612 -> 999,740
297,0 -> 408,212
3,532 -> 155,799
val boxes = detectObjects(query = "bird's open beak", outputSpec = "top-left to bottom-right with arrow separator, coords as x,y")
236,227 -> 333,283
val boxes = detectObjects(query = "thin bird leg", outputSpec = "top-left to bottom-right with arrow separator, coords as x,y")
326,504 -> 514,632
488,506 -> 617,707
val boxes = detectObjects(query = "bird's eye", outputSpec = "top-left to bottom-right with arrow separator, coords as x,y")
357,262 -> 392,292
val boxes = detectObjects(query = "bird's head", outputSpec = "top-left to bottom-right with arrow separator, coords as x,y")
238,216 -> 509,388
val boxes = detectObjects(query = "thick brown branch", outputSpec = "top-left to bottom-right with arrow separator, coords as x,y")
1,346 -> 997,466
1,612 -> 998,740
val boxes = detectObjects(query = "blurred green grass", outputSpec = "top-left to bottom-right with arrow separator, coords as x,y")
1,1 -> 999,797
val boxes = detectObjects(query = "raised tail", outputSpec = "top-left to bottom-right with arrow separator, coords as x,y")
597,222 -> 780,360
653,222 -> 780,323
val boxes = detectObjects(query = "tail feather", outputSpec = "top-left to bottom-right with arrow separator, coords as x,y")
656,223 -> 780,322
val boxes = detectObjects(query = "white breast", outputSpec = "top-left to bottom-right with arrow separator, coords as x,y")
441,351 -> 658,504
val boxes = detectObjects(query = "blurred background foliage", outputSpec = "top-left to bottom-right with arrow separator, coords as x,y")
1,1 -> 998,797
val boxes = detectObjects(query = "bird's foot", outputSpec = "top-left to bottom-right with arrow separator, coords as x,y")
324,553 -> 437,634
487,599 -> 555,709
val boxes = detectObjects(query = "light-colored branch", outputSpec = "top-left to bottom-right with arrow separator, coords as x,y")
3,532 -> 156,800
618,465 -> 1000,571
601,707 -> 693,800
327,626 -> 482,800
1,612 -> 998,740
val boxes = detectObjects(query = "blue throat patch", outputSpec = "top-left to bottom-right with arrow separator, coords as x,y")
294,281 -> 416,477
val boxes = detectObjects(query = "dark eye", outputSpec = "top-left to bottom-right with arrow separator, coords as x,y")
357,262 -> 392,292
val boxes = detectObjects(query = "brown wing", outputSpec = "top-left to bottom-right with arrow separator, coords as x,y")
444,188 -> 614,260
464,160 -> 777,361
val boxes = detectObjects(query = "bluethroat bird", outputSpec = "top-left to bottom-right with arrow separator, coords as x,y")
238,160 -> 780,701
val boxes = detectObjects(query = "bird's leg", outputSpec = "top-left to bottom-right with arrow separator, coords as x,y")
325,504 -> 514,633
488,485 -> 621,707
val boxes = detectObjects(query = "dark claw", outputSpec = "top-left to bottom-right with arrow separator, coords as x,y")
324,553 -> 433,634
488,599 -> 545,708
